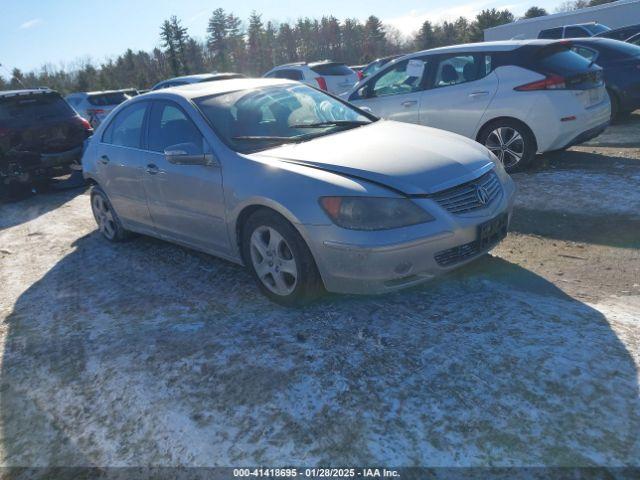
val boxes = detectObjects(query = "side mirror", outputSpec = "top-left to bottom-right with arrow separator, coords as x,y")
164,143 -> 215,166
357,86 -> 370,99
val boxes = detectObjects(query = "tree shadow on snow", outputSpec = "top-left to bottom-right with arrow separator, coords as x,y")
1,232 -> 638,468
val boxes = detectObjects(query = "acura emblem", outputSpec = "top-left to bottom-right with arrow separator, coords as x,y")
475,185 -> 490,205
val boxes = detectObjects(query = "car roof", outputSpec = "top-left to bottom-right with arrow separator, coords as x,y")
159,73 -> 241,84
67,89 -> 134,97
142,78 -> 293,100
0,88 -> 58,98
563,37 -> 628,46
407,39 -> 561,57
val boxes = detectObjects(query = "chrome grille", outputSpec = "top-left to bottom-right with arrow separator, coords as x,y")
431,170 -> 502,215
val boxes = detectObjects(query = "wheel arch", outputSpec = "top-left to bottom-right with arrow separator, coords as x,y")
476,116 -> 538,152
232,199 -> 313,262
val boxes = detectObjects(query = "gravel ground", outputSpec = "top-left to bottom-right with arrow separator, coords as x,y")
0,114 -> 639,468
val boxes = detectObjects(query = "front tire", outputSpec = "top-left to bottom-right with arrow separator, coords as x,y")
241,209 -> 324,306
478,119 -> 537,173
90,186 -> 130,242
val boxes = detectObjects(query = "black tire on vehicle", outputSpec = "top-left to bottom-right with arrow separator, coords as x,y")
241,209 -> 324,306
478,119 -> 537,173
90,185 -> 131,242
607,88 -> 621,121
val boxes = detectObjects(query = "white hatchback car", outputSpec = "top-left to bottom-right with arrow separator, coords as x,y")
264,61 -> 359,96
345,40 -> 611,171
66,90 -> 133,128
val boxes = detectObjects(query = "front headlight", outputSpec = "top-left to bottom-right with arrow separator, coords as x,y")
319,196 -> 434,230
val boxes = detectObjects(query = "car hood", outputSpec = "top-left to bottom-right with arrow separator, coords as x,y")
250,120 -> 494,195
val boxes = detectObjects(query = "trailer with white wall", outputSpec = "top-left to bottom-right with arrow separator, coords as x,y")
484,0 -> 640,41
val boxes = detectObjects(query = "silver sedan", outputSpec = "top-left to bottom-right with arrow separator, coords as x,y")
82,78 -> 516,305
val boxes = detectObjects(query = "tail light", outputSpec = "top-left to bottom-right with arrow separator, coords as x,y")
87,108 -> 106,116
515,74 -> 567,91
356,70 -> 363,80
315,77 -> 328,91
74,116 -> 93,131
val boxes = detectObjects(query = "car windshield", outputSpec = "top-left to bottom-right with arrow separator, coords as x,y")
0,93 -> 75,128
585,23 -> 610,35
194,83 -> 374,153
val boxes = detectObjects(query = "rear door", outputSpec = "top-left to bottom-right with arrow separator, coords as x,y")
350,57 -> 430,124
142,100 -> 229,254
310,63 -> 359,95
419,53 -> 498,137
96,101 -> 154,231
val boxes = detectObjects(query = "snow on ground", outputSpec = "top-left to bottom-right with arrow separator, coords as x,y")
0,188 -> 638,467
512,168 -> 640,217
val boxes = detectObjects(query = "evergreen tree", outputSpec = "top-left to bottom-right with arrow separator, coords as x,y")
247,11 -> 265,74
523,6 -> 549,18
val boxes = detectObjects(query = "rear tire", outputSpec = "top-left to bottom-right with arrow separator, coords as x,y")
478,119 -> 537,173
90,186 -> 130,242
241,209 -> 324,306
607,88 -> 620,121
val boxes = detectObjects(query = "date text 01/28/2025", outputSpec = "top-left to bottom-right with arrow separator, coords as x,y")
233,468 -> 400,478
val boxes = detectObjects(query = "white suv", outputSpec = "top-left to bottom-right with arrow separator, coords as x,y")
264,61 -> 359,95
344,40 -> 611,172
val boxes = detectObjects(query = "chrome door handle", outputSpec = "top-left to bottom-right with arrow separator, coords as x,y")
99,155 -> 110,165
401,100 -> 417,107
469,91 -> 489,98
146,163 -> 160,175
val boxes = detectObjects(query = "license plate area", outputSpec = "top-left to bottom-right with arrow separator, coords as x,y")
478,213 -> 508,249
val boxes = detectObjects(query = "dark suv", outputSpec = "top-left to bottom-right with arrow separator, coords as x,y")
0,89 -> 93,189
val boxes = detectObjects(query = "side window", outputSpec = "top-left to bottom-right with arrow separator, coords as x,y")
275,69 -> 303,81
571,46 -> 598,62
370,59 -> 427,97
565,26 -> 590,38
539,28 -> 563,39
102,102 -> 147,148
434,55 -> 483,88
147,102 -> 204,153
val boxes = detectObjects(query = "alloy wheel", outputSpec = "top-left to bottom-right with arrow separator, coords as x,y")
91,194 -> 117,240
485,127 -> 525,169
250,226 -> 298,296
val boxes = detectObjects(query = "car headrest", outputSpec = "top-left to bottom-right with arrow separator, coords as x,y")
463,63 -> 477,82
441,64 -> 458,83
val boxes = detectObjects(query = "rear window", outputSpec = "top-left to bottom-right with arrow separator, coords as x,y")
597,40 -> 640,59
535,46 -> 593,74
310,63 -> 354,76
88,92 -> 130,106
0,93 -> 75,128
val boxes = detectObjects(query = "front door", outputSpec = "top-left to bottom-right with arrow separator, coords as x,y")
352,57 -> 430,124
142,100 -> 230,254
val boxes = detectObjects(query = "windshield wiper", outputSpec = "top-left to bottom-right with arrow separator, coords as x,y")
288,120 -> 371,129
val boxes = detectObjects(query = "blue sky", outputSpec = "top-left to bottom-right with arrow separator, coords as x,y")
0,0 -> 560,76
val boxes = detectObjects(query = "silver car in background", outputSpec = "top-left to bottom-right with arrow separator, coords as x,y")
82,79 -> 515,305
